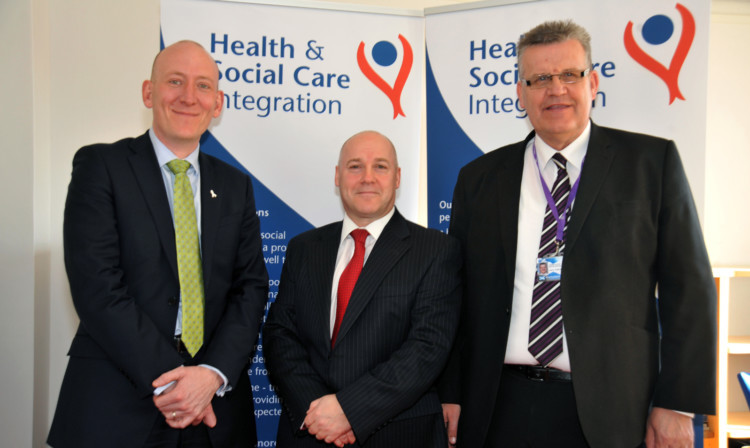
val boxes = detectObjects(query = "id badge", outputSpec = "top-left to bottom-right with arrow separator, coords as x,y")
536,256 -> 563,282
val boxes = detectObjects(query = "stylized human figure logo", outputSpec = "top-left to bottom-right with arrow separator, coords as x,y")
624,3 -> 695,104
357,35 -> 413,119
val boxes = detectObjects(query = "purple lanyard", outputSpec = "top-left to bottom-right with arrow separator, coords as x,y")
532,142 -> 584,244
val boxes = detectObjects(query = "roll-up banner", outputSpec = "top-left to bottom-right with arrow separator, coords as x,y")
426,0 -> 709,233
161,0 -> 424,443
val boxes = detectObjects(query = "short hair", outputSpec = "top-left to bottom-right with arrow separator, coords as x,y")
517,20 -> 592,76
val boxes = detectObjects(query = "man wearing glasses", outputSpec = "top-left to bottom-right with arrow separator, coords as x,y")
440,20 -> 716,448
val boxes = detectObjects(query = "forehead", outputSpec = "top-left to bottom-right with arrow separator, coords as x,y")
340,134 -> 396,164
521,39 -> 587,73
153,43 -> 218,80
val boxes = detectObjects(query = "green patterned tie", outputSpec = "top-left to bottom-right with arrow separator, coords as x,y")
167,159 -> 204,357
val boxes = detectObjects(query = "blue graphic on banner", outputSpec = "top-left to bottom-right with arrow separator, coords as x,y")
200,131 -> 313,445
425,50 -> 484,233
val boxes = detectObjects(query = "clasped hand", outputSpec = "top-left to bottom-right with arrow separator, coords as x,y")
152,365 -> 222,429
304,394 -> 356,447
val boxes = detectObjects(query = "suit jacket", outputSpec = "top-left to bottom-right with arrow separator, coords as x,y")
48,132 -> 269,448
439,122 -> 717,448
263,210 -> 462,447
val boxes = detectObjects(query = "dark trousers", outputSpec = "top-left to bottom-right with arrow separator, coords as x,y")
144,417 -> 212,448
482,365 -> 589,448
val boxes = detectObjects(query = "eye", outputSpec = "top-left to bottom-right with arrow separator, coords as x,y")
533,74 -> 551,86
168,79 -> 182,86
198,82 -> 212,90
560,71 -> 577,81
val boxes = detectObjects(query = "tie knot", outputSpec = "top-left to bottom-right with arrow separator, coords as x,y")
167,159 -> 191,175
350,229 -> 369,244
552,153 -> 567,170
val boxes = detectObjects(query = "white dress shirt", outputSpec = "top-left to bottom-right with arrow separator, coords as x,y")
329,208 -> 395,336
503,123 -> 590,371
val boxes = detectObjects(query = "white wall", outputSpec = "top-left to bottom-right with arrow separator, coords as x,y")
1,1 -> 36,447
1,0 -> 747,446
705,2 -> 750,266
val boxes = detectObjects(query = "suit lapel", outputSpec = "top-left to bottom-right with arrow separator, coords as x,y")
127,133 -> 179,281
334,211 -> 410,346
498,140 -> 527,289
565,123 -> 614,253
198,153 -> 224,296
310,223 -> 342,349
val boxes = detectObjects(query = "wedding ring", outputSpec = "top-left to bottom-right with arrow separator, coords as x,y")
171,411 -> 177,419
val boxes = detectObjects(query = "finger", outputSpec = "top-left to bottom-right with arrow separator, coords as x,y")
202,404 -> 217,428
152,366 -> 184,388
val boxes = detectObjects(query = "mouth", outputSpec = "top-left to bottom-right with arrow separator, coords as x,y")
544,104 -> 571,112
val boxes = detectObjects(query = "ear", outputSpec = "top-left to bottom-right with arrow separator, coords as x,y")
516,81 -> 525,110
395,167 -> 401,189
588,70 -> 600,98
213,89 -> 224,118
142,80 -> 153,109
334,165 -> 340,187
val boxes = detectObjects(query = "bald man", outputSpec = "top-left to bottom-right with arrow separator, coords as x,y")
263,131 -> 462,448
48,41 -> 268,448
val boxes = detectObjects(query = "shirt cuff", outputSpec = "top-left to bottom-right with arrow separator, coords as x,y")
199,364 -> 232,396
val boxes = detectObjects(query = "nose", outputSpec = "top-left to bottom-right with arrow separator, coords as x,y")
547,75 -> 567,94
180,82 -> 198,104
361,166 -> 375,182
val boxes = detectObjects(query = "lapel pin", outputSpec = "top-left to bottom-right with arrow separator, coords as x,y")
210,189 -> 218,198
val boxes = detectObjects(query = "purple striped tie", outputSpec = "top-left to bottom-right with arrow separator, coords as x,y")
528,153 -> 570,367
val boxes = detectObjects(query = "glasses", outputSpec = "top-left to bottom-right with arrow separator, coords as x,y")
522,68 -> 591,89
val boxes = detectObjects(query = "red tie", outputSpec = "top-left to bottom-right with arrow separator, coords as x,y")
332,229 -> 369,347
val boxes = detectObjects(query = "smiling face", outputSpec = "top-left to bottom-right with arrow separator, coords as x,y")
142,41 -> 224,157
517,39 -> 599,150
335,131 -> 401,227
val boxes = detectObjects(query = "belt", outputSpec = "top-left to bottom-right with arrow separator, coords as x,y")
505,364 -> 572,382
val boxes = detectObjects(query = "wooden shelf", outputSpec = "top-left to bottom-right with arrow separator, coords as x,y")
711,268 -> 750,448
728,336 -> 750,354
727,411 -> 750,438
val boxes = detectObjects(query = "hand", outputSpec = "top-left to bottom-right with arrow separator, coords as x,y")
152,366 -> 223,429
333,430 -> 356,447
303,394 -> 352,444
644,407 -> 693,448
442,403 -> 460,446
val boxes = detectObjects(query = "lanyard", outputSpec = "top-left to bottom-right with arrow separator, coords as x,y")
532,143 -> 584,244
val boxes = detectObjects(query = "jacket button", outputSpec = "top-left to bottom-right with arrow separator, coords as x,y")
168,296 -> 178,306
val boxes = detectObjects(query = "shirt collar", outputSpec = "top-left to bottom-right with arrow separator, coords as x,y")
149,128 -> 201,173
340,207 -> 395,244
533,120 -> 591,172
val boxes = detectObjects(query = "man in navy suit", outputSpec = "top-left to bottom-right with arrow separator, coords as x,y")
48,40 -> 268,447
440,20 -> 716,448
264,131 -> 462,447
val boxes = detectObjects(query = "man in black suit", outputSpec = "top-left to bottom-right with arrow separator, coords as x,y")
440,20 -> 716,448
263,131 -> 462,447
48,40 -> 268,447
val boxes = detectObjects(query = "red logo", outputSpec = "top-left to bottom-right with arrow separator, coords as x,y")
357,35 -> 413,119
624,3 -> 695,104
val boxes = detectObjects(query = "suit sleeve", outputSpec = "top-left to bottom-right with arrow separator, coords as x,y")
63,146 -> 184,396
437,168 -> 470,405
263,237 -> 333,430
335,236 -> 462,440
652,141 -> 717,414
197,172 -> 269,387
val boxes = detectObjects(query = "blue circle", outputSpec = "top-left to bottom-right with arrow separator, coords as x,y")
642,14 -> 674,45
372,41 -> 397,67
